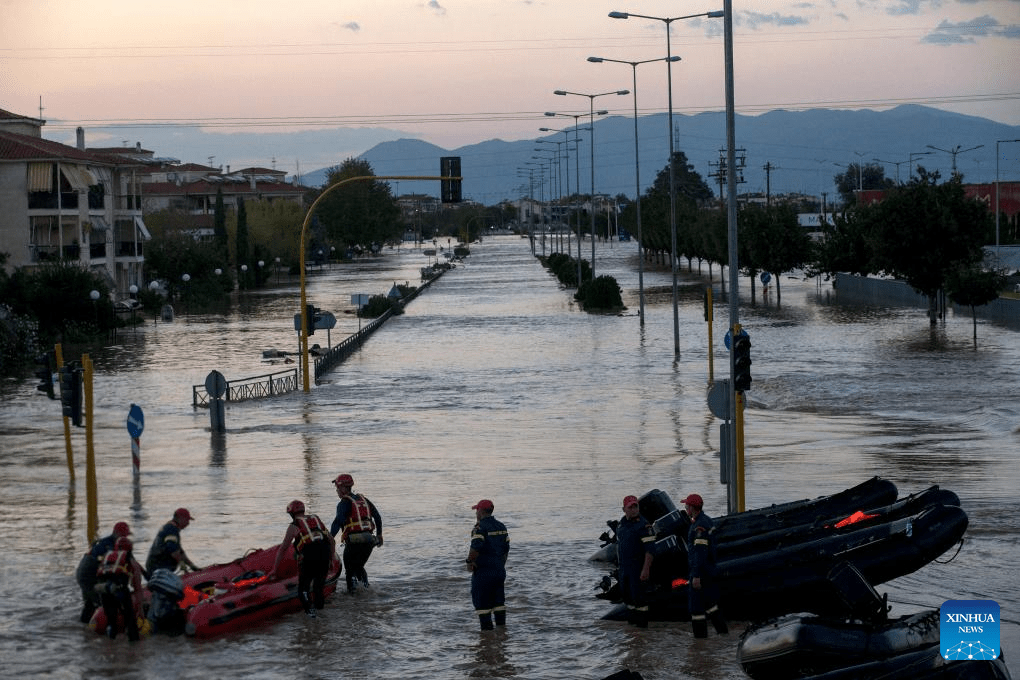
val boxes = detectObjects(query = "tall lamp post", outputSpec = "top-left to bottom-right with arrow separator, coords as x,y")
541,125 -> 590,261
996,139 -> 1020,249
536,139 -> 565,251
553,89 -> 628,280
873,157 -> 906,185
546,112 -> 594,285
926,143 -> 984,175
609,8 -> 724,357
588,54 -> 681,326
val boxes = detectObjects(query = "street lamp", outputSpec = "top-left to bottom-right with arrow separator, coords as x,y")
926,143 -> 985,175
536,139 -> 565,251
541,125 -> 590,259
588,54 -> 681,326
609,8 -> 724,357
909,151 -> 934,180
996,139 -> 1020,249
129,284 -> 138,331
554,88 -> 628,280
873,157 -> 906,185
275,256 -> 281,283
546,112 -> 594,285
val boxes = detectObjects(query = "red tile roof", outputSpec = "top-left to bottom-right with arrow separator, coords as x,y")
0,130 -> 96,162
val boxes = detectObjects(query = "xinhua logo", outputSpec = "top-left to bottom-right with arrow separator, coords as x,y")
940,600 -> 1000,660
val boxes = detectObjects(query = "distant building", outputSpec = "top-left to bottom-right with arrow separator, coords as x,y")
0,108 -> 149,295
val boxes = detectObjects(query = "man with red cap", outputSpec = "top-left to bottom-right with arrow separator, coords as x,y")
683,493 -> 728,638
615,495 -> 655,628
145,508 -> 199,576
330,473 -> 383,594
76,521 -> 131,623
466,499 -> 509,631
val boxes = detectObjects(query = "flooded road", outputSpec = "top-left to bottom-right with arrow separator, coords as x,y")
1,235 -> 1017,679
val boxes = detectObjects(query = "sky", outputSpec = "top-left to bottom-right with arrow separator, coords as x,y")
2,0 -> 1018,176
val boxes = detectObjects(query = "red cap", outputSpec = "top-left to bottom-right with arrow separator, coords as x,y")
623,495 -> 639,508
333,474 -> 354,487
113,521 -> 131,537
681,494 -> 703,508
174,507 -> 194,520
472,499 -> 494,511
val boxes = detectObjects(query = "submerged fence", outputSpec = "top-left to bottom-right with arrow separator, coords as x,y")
192,265 -> 451,407
192,368 -> 298,408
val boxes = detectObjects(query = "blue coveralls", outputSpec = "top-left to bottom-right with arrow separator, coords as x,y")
687,511 -> 724,635
470,515 -> 510,629
616,514 -> 656,621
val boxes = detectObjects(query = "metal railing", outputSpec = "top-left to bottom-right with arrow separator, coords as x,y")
193,368 -> 298,408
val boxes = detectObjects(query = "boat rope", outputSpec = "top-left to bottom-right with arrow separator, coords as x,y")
931,538 -> 964,564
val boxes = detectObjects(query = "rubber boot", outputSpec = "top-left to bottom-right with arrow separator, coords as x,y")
709,608 -> 728,635
299,591 -> 315,617
80,602 -> 97,624
632,610 -> 648,629
479,614 -> 494,631
691,617 -> 708,639
494,610 -> 506,627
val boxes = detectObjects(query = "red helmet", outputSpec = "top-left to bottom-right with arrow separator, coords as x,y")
115,537 -> 133,551
682,493 -> 704,509
113,521 -> 130,537
333,474 -> 354,487
286,500 -> 305,515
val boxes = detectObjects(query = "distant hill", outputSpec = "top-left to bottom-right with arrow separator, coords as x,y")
299,105 -> 1020,205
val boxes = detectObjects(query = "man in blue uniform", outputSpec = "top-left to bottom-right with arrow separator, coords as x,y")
683,493 -> 728,638
330,474 -> 383,594
466,499 -> 510,631
615,495 -> 655,628
76,521 -> 131,623
146,508 -> 199,575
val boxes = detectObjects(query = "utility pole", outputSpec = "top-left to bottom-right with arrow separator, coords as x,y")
763,162 -> 774,206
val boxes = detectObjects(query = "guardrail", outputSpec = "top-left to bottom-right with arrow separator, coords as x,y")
192,265 -> 452,406
193,368 -> 298,408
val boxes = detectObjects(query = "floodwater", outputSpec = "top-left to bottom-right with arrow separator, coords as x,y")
1,234 -> 1017,680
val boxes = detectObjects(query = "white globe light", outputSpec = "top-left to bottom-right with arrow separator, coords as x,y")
129,284 -> 138,295
182,273 -> 191,282
90,290 -> 100,301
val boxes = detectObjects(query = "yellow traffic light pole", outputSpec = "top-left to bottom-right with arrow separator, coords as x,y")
299,175 -> 460,392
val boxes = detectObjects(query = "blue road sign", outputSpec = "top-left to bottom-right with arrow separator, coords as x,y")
126,403 -> 145,438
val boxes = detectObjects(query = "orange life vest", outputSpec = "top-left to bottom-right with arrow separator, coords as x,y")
294,514 -> 328,553
97,549 -> 132,579
341,495 -> 375,541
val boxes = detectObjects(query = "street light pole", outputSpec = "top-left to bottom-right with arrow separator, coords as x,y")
540,126 -> 575,255
554,89 -> 628,281
547,113 -> 593,285
996,139 -> 1020,249
609,8 -> 724,357
926,143 -> 984,175
588,54 -> 681,327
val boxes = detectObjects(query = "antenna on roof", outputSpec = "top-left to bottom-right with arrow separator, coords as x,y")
38,96 -> 43,120
208,156 -> 215,167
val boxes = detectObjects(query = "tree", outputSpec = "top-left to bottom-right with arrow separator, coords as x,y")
740,204 -> 812,305
235,197 -> 250,289
945,265 -> 1006,344
213,188 -> 227,257
833,163 -> 893,206
312,158 -> 401,250
865,170 -> 990,324
808,207 -> 875,280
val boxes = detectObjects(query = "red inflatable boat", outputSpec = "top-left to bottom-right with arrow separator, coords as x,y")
90,544 -> 342,639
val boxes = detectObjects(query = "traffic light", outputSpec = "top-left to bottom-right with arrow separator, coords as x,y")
34,351 -> 56,399
440,156 -> 462,204
733,331 -> 752,392
59,363 -> 84,427
304,304 -> 317,336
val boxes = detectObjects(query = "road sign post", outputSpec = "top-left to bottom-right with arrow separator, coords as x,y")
126,403 -> 145,475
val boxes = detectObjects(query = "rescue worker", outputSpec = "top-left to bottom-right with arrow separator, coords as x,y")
146,508 -> 199,575
466,499 -> 509,631
268,500 -> 336,617
76,521 -> 130,623
615,495 -> 655,628
96,536 -> 144,640
682,493 -> 728,638
330,474 -> 383,594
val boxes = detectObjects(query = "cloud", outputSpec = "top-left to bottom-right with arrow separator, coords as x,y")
739,12 -> 810,30
922,14 -> 1020,43
881,0 -> 942,17
424,0 -> 446,15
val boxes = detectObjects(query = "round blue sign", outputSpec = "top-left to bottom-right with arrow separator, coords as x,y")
126,403 -> 144,438
760,271 -> 772,285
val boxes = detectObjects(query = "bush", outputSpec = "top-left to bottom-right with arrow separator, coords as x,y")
576,275 -> 625,312
358,294 -> 403,318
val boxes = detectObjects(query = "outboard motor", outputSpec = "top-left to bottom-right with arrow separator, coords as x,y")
147,568 -> 186,634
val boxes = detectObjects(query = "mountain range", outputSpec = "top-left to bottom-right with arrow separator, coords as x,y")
301,105 -> 1020,205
